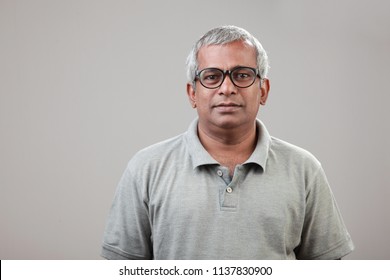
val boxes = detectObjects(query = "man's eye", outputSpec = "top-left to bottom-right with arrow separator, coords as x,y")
235,73 -> 250,79
203,71 -> 222,81
204,75 -> 218,80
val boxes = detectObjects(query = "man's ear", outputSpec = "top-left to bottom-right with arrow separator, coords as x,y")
187,83 -> 197,108
260,78 -> 270,105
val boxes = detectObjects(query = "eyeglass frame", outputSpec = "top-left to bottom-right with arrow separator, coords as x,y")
194,66 -> 262,89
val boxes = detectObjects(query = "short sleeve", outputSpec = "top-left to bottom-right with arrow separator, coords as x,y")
101,161 -> 152,259
295,166 -> 354,259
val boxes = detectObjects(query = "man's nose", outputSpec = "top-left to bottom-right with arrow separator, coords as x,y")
219,74 -> 237,95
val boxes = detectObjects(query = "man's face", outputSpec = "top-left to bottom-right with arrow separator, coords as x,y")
187,40 -> 269,132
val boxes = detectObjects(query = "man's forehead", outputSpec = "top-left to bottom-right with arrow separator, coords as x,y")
197,41 -> 257,67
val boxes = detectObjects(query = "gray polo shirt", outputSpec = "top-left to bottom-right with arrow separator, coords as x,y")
102,119 -> 354,259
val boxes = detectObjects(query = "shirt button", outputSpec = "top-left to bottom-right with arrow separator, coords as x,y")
217,170 -> 223,177
226,187 -> 233,193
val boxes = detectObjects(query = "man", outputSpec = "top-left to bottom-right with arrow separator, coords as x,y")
101,26 -> 354,259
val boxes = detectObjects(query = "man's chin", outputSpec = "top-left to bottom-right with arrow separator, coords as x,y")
211,118 -> 245,130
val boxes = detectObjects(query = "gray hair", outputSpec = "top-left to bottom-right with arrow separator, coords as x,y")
186,25 -> 270,86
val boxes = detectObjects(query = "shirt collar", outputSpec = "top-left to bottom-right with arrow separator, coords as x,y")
245,119 -> 271,170
185,118 -> 219,168
185,118 -> 271,170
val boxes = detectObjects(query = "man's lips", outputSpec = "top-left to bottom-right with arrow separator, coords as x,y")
213,102 -> 243,112
213,102 -> 242,108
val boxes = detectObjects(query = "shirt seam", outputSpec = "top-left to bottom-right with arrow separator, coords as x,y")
102,243 -> 150,260
303,236 -> 352,260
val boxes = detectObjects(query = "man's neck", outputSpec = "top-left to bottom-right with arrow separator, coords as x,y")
197,121 -> 257,175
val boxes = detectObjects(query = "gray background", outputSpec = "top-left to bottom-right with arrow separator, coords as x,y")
1,0 -> 389,259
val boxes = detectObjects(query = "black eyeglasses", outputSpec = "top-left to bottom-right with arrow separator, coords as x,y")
195,66 -> 261,89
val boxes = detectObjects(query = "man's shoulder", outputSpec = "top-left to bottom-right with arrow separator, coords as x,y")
129,133 -> 187,165
269,136 -> 322,168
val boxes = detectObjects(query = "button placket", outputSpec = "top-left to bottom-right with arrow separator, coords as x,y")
219,165 -> 243,211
